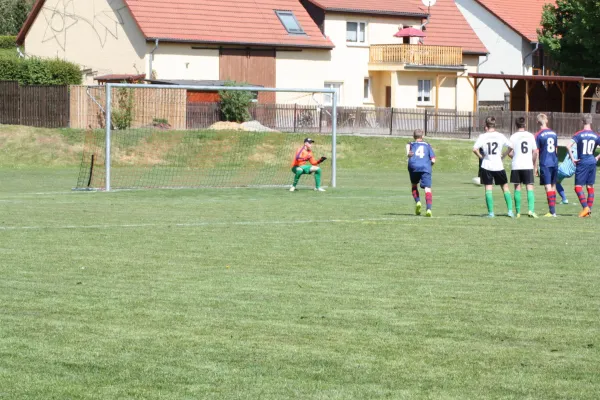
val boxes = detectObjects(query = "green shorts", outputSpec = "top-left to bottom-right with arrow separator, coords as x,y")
292,165 -> 313,174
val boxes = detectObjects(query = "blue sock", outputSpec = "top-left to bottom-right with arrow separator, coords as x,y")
556,182 -> 566,202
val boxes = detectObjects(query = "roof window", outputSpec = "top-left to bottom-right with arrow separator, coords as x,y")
275,10 -> 305,35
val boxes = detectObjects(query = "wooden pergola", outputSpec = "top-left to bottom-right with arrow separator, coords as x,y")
465,73 -> 600,113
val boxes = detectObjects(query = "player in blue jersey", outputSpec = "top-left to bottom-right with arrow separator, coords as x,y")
406,129 -> 436,217
566,114 -> 600,217
556,147 -> 577,204
535,113 -> 559,217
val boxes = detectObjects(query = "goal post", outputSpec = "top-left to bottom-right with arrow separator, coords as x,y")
75,83 -> 338,191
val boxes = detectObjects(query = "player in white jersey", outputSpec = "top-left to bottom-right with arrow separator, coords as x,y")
505,117 -> 539,218
473,116 -> 515,218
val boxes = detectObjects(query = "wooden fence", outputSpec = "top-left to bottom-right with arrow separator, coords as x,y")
69,86 -> 187,130
0,81 -> 69,128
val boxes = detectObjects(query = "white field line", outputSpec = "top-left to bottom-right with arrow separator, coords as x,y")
0,215 -> 566,232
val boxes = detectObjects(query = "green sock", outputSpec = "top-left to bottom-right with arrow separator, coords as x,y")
527,190 -> 535,213
504,191 -> 513,212
485,190 -> 494,214
314,168 -> 321,188
293,169 -> 303,186
514,190 -> 521,214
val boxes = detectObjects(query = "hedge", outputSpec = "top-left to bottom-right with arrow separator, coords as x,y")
0,35 -> 16,49
0,56 -> 82,85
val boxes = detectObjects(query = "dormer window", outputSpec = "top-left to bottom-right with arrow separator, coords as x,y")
275,10 -> 305,35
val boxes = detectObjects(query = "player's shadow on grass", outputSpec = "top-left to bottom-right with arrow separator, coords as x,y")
449,213 -> 492,218
384,213 -> 419,216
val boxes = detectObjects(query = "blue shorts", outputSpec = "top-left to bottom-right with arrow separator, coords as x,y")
409,170 -> 432,188
539,166 -> 557,185
574,163 -> 597,186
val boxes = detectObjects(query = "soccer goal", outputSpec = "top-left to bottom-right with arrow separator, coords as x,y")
74,83 -> 338,191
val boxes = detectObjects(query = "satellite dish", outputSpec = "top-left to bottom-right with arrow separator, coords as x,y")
422,0 -> 437,6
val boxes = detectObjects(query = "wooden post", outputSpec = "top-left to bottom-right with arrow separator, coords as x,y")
389,107 -> 394,135
580,82 -> 591,113
556,82 -> 566,113
293,103 -> 297,133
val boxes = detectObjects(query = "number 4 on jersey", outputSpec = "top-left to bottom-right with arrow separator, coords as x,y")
415,146 -> 425,158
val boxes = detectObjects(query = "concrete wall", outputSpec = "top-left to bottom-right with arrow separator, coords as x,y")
456,0 -> 536,102
24,0 -> 147,84
323,13 -> 422,107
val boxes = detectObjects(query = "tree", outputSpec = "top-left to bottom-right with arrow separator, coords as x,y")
539,0 -> 600,76
0,0 -> 34,36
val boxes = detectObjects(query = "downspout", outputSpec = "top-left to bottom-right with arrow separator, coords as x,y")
148,39 -> 159,79
523,42 -> 539,75
16,46 -> 25,58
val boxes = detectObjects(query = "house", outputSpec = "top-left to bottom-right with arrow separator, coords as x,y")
299,0 -> 488,111
455,0 -> 555,103
17,0 -> 486,110
16,0 -> 334,103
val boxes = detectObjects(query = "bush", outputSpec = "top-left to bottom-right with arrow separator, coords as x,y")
111,87 -> 134,130
0,56 -> 81,85
0,35 -> 16,49
219,80 -> 253,123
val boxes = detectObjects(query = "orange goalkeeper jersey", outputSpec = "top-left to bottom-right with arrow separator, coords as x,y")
291,145 -> 319,167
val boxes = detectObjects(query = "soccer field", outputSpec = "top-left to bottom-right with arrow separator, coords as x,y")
1,163 -> 599,399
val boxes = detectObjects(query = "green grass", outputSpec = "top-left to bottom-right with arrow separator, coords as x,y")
1,127 -> 599,399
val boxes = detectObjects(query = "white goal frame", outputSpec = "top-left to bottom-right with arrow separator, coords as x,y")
104,83 -> 338,191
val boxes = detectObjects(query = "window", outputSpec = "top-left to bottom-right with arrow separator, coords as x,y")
275,10 -> 305,34
324,82 -> 342,105
363,77 -> 371,101
418,79 -> 432,104
346,22 -> 366,43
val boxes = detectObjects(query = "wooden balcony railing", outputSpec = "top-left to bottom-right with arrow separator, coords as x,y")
369,44 -> 463,67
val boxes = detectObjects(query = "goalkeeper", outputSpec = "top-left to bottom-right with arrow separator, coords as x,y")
289,138 -> 327,192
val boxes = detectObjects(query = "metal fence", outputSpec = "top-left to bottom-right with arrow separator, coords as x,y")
0,81 -> 69,128
186,103 -> 594,139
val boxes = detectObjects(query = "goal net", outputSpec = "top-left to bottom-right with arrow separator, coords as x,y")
75,83 -> 338,191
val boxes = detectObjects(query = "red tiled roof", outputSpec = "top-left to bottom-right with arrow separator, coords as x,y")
305,0 -> 427,16
124,0 -> 334,48
417,0 -> 488,54
474,0 -> 555,42
18,0 -> 334,49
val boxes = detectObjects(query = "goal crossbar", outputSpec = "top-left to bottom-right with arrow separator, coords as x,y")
103,83 -> 338,191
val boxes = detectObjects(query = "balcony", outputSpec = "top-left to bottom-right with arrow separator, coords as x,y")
369,44 -> 463,69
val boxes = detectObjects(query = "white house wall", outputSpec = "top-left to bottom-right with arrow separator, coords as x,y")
275,49 -> 330,104
23,0 -> 147,84
456,0 -> 536,102
151,45 -> 219,81
324,13 -> 421,107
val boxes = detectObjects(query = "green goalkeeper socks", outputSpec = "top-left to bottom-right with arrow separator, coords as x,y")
504,191 -> 513,212
293,169 -> 303,187
527,190 -> 535,213
485,190 -> 494,214
514,190 -> 521,214
314,168 -> 322,188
